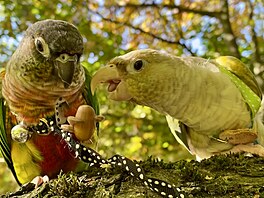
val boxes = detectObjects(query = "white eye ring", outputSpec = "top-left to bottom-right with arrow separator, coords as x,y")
34,37 -> 50,58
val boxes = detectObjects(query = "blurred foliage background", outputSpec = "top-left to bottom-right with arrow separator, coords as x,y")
0,0 -> 263,194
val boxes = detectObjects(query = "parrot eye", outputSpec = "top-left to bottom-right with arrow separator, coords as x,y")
34,37 -> 50,58
133,60 -> 143,71
36,40 -> 44,52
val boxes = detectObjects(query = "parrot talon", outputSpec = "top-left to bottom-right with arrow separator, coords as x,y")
95,115 -> 105,122
61,124 -> 74,133
30,175 -> 49,188
221,144 -> 264,157
219,128 -> 257,145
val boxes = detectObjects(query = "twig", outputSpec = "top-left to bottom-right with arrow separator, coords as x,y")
249,0 -> 262,64
219,0 -> 241,58
105,2 -> 223,18
89,9 -> 195,55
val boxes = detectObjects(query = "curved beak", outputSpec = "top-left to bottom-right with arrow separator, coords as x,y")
54,54 -> 78,88
91,64 -> 132,101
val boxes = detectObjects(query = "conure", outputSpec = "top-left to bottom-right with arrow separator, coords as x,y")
0,19 -> 99,185
91,49 -> 264,159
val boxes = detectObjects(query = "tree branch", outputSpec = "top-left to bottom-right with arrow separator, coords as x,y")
106,2 -> 223,19
105,1 -> 243,58
218,0 -> 241,58
5,154 -> 264,197
89,9 -> 196,55
249,0 -> 262,63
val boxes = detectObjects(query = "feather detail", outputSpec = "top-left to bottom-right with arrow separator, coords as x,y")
2,66 -> 85,124
32,133 -> 79,178
91,49 -> 261,159
1,20 -> 100,185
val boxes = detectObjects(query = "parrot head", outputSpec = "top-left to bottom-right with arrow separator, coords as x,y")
7,19 -> 84,88
91,49 -> 179,110
2,19 -> 87,123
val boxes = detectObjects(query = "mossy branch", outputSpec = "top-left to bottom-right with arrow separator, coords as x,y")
3,153 -> 264,198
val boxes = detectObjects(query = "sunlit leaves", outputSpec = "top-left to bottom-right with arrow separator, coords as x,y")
0,0 -> 263,193
0,0 -> 262,161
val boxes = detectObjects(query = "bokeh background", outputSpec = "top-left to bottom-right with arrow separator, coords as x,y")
0,0 -> 263,194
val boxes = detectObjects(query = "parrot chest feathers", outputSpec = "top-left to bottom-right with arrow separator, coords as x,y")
10,95 -> 85,143
32,133 -> 79,178
2,69 -> 85,124
10,95 -> 87,184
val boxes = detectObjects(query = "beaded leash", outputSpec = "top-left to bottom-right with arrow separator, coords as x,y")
12,98 -> 185,198
54,99 -> 185,198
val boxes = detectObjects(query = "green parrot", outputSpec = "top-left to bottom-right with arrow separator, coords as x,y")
0,19 -> 99,185
91,49 -> 264,160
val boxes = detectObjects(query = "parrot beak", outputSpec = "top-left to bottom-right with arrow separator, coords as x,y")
54,54 -> 78,88
91,64 -> 132,101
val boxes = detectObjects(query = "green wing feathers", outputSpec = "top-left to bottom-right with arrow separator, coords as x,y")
0,68 -> 20,184
0,99 -> 12,167
215,56 -> 262,99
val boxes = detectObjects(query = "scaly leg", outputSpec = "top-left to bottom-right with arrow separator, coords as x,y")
219,128 -> 257,145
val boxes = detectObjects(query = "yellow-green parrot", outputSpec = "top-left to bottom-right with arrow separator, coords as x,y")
0,19 -> 99,185
91,49 -> 264,160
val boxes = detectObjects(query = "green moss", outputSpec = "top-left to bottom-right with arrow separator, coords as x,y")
4,153 -> 264,198
46,172 -> 94,197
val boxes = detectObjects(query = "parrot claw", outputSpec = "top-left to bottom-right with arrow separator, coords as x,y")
95,115 -> 105,122
30,175 -> 49,188
219,128 -> 257,145
222,144 -> 264,157
9,175 -> 49,196
61,124 -> 74,132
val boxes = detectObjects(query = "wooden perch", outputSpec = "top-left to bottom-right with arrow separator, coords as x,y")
4,153 -> 264,198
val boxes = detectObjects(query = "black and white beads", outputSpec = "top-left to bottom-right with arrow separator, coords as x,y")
53,97 -> 185,197
55,97 -> 68,127
108,155 -> 184,198
60,130 -> 185,198
61,131 -> 107,166
28,117 -> 55,135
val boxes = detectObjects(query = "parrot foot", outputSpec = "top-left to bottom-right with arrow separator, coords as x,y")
61,124 -> 74,132
30,175 -> 49,188
61,105 -> 104,141
222,144 -> 264,157
219,128 -> 257,144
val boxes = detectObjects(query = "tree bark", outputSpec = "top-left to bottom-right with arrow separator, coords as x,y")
3,153 -> 264,198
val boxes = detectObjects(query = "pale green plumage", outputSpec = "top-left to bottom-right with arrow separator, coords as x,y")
91,49 -> 263,159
